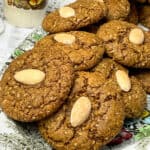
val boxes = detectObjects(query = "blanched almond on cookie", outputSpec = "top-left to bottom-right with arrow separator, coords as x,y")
14,69 -> 45,85
96,0 -> 104,2
116,70 -> 131,92
54,33 -> 76,44
129,28 -> 145,45
71,96 -> 91,127
59,7 -> 75,18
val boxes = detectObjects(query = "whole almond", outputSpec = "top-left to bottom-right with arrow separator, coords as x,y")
71,96 -> 91,127
97,0 -> 104,2
54,33 -> 76,44
59,7 -> 75,18
129,28 -> 144,45
14,69 -> 45,85
116,70 -> 131,92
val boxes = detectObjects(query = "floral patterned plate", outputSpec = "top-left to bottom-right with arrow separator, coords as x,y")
0,0 -> 150,150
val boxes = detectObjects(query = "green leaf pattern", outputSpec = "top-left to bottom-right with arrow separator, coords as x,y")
135,125 -> 150,141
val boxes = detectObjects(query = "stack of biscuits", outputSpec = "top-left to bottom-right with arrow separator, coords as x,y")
0,0 -> 150,149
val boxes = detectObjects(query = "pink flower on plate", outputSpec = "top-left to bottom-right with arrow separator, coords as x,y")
108,128 -> 133,146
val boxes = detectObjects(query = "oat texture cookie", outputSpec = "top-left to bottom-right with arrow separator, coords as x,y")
42,0 -> 107,33
38,72 -> 125,150
92,58 -> 147,118
131,69 -> 150,93
104,0 -> 130,21
92,58 -> 128,78
35,31 -> 104,71
0,48 -> 74,122
121,76 -> 146,118
0,81 -> 2,105
138,5 -> 150,28
97,20 -> 150,68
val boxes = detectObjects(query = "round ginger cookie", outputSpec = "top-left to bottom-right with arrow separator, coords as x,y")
92,58 -> 147,118
122,76 -> 147,118
104,0 -> 130,21
0,80 -> 2,105
92,58 -> 128,78
38,72 -> 125,150
97,20 -> 150,68
0,48 -> 74,122
42,0 -> 107,33
130,69 -> 150,93
35,31 -> 105,71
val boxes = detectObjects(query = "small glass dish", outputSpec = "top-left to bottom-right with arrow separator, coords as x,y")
4,0 -> 48,28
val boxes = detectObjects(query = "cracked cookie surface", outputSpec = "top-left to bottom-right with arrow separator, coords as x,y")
97,20 -> 150,68
92,58 -> 147,118
104,0 -> 130,21
0,48 -> 74,122
42,0 -> 107,33
131,69 -> 150,94
38,71 -> 125,150
35,31 -> 104,71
